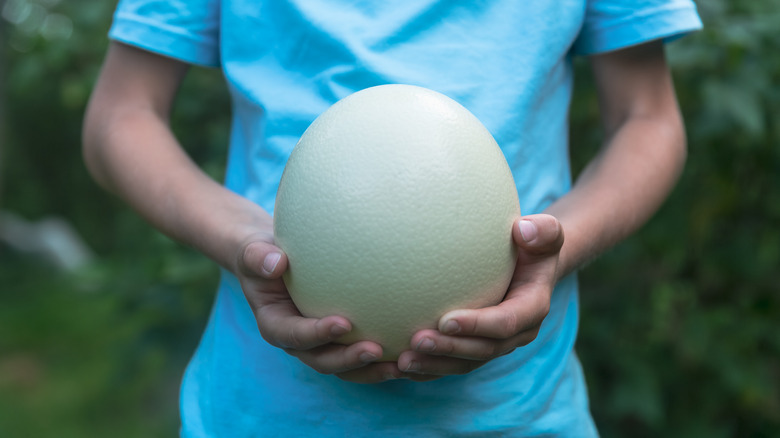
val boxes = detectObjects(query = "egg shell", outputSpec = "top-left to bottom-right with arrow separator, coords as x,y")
274,84 -> 521,360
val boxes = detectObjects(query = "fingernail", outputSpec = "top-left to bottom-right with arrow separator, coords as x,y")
519,220 -> 538,242
359,352 -> 378,364
330,324 -> 349,337
441,319 -> 460,335
404,360 -> 420,372
262,252 -> 282,274
415,337 -> 436,352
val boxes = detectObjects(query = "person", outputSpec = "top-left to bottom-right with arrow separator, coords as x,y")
83,1 -> 702,436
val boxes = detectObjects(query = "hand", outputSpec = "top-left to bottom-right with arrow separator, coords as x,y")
396,214 -> 564,380
235,233 -> 412,383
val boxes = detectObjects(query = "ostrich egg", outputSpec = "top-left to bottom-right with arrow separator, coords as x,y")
274,84 -> 521,360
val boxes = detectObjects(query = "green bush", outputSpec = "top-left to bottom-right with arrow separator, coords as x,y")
1,1 -> 777,436
573,1 -> 780,436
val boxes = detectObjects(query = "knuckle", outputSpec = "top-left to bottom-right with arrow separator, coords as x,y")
439,338 -> 456,355
537,295 -> 551,320
487,343 -> 502,359
299,353 -> 334,375
488,340 -> 517,359
539,302 -> 550,320
500,310 -> 520,336
540,216 -> 564,248
471,343 -> 500,361
287,327 -> 300,348
240,242 -> 262,271
518,327 -> 541,346
315,322 -> 332,343
554,219 -> 565,250
254,319 -> 279,347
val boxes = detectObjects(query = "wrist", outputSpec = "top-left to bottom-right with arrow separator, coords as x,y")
153,174 -> 275,273
192,200 -> 275,274
538,209 -> 593,282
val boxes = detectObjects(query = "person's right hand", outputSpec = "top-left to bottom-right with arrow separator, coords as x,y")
82,41 -> 416,383
235,233 -> 411,383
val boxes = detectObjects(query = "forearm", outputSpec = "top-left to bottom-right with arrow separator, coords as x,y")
545,113 -> 686,280
83,107 -> 270,272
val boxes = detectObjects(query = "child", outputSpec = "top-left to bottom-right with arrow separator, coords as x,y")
83,1 -> 701,436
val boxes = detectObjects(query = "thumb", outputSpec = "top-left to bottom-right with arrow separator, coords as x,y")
508,214 -> 564,292
513,214 -> 564,257
238,240 -> 288,279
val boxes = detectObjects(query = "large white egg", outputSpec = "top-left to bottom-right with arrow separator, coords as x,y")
274,84 -> 520,360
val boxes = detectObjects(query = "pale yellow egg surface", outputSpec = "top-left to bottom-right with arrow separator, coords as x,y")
274,84 -> 521,360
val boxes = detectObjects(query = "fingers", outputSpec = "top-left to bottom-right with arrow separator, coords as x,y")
287,339 -> 444,383
255,304 -> 352,349
437,292 -> 550,340
335,361 -> 443,383
265,215 -> 563,381
411,325 -> 539,359
238,239 -> 288,278
335,363 -> 402,383
287,340 -> 383,374
396,326 -> 529,376
513,214 -> 564,257
255,304 -> 400,381
397,351 -> 488,376
394,323 -> 541,377
507,214 -> 563,296
275,215 -> 562,381
236,238 -> 423,383
397,258 -> 552,376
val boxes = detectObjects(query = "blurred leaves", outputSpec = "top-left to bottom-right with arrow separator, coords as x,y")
572,1 -> 780,437
0,237 -> 218,437
1,1 -> 227,437
1,0 -> 779,437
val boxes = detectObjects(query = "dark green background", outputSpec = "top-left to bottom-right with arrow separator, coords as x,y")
1,1 -> 777,436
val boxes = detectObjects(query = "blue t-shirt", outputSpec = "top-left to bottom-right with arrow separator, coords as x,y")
109,1 -> 701,436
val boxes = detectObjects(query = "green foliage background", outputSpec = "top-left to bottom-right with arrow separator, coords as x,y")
1,1 -> 777,436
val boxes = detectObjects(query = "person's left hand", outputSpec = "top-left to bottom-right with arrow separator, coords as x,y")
396,214 -> 564,381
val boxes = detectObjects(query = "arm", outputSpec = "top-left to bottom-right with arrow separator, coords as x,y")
398,40 -> 686,376
83,42 -> 392,382
548,40 -> 686,278
83,42 -> 261,267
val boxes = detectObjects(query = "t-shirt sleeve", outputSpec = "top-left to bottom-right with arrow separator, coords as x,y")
572,0 -> 703,56
108,0 -> 221,67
